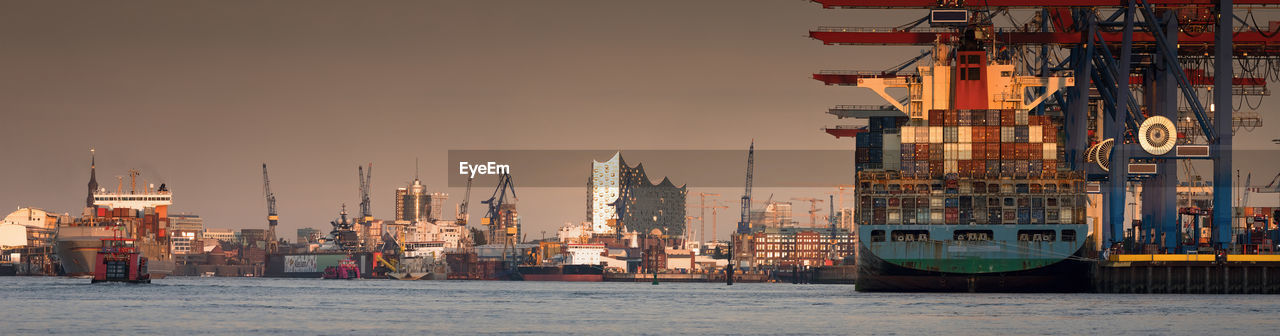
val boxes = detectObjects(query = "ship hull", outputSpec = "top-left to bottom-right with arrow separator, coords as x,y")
519,265 -> 604,282
856,244 -> 1091,292
56,227 -> 173,278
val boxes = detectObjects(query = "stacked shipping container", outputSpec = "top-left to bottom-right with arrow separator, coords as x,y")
855,110 -> 1086,226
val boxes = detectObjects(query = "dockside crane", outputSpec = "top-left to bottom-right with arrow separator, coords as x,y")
457,176 -> 474,226
481,173 -> 517,248
737,141 -> 754,235
262,163 -> 279,254
358,164 -> 373,225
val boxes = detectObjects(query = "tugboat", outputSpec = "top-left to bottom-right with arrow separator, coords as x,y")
91,238 -> 151,283
322,258 -> 361,279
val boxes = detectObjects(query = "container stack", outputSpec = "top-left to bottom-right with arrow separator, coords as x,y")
855,109 -> 1087,226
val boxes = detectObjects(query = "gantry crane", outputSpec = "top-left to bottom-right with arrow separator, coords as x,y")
481,173 -> 518,248
262,163 -> 279,254
790,197 -> 825,226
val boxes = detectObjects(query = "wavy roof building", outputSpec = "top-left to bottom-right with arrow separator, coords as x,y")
588,152 -> 687,236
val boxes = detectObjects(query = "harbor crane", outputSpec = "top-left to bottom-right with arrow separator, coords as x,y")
457,176 -> 474,226
262,163 -> 279,254
790,197 -> 825,226
481,173 -> 518,248
357,164 -> 373,225
737,141 -> 754,235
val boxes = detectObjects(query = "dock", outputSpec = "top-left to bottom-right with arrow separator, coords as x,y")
1094,254 -> 1280,294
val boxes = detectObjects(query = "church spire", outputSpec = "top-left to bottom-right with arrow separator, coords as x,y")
86,148 -> 98,207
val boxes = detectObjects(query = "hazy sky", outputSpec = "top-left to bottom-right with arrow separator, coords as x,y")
3,1 -> 1278,241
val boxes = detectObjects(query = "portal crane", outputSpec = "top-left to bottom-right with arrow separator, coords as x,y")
357,164 -> 373,225
457,176 -> 474,226
737,141 -> 754,234
481,173 -> 518,248
262,163 -> 279,254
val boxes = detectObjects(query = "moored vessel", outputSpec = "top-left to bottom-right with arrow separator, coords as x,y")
91,238 -> 151,284
829,27 -> 1091,292
58,150 -> 175,278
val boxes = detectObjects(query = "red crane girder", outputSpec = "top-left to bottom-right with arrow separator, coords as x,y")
812,0 -> 1280,9
809,29 -> 1280,55
824,127 -> 869,139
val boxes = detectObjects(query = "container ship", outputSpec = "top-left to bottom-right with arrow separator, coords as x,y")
58,152 -> 175,278
827,29 -> 1091,292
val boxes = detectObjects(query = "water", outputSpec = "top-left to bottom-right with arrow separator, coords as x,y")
3,277 -> 1279,335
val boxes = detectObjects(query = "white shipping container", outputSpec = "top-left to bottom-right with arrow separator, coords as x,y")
1015,110 -> 1029,125
959,143 -> 972,160
901,126 -> 916,143
930,126 -> 943,143
931,197 -> 944,207
1029,125 -> 1042,143
944,143 -> 957,160
931,210 -> 944,222
958,126 -> 972,143
917,127 -> 929,142
945,159 -> 957,173
1001,126 -> 1015,143
1043,142 -> 1057,159
1061,210 -> 1073,223
888,210 -> 902,223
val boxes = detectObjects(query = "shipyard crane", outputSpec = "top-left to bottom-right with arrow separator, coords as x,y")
481,173 -> 517,248
457,176 -> 474,226
357,164 -> 373,225
262,163 -> 279,254
790,197 -> 825,226
737,141 -> 754,234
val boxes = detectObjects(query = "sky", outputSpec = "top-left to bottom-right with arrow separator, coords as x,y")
2,1 -> 1278,241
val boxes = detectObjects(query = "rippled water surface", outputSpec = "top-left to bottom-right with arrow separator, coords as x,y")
3,277 -> 1279,335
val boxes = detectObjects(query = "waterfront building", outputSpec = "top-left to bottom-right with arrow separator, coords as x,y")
587,152 -> 687,236
749,227 -> 856,268
752,202 -> 798,229
239,229 -> 266,247
203,228 -> 236,243
395,179 -> 448,223
168,214 -> 204,257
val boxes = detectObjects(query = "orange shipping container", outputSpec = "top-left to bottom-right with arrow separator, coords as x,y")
1027,143 -> 1042,160
1044,125 -> 1057,143
1001,109 -> 1016,126
1043,160 -> 1057,174
929,110 -> 945,123
1002,144 -> 1016,159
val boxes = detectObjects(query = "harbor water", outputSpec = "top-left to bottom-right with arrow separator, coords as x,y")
2,277 -> 1279,335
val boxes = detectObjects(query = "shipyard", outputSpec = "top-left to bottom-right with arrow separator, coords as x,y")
4,0 -> 1280,334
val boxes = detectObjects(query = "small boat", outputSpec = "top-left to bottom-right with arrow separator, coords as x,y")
200,271 -> 215,277
91,238 -> 151,284
322,258 -> 361,279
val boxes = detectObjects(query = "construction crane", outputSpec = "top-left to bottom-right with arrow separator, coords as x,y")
706,203 -> 729,242
694,192 -> 720,244
262,163 -> 279,254
790,197 -> 825,226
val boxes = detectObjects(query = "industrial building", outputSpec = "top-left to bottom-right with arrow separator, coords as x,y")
588,152 -> 688,236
